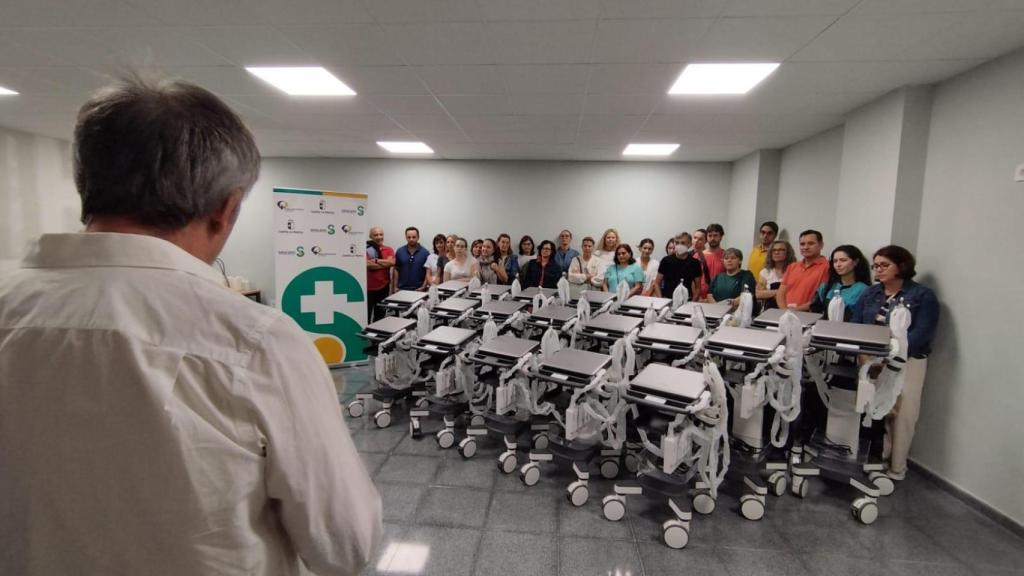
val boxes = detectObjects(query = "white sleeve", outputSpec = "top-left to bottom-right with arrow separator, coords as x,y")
248,317 -> 382,576
425,253 -> 438,271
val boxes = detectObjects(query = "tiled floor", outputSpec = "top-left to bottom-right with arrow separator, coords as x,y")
334,367 -> 1024,576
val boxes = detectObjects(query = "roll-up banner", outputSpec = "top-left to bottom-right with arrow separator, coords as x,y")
273,187 -> 368,366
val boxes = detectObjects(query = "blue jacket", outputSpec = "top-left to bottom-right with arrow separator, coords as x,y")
852,280 -> 939,359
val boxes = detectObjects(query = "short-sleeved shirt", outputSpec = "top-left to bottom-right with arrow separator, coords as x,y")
780,256 -> 830,307
709,270 -> 757,302
365,244 -> 395,292
703,248 -> 725,282
658,255 -> 703,297
394,244 -> 430,290
747,244 -> 770,281
604,263 -> 645,291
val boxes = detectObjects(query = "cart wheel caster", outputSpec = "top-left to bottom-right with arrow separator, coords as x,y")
693,492 -> 716,515
497,451 -> 518,474
852,498 -> 879,525
869,472 -> 895,497
458,437 -> 477,459
602,495 -> 626,521
662,519 -> 690,549
436,429 -> 455,449
532,433 -> 549,451
599,458 -> 620,480
768,471 -> 788,497
792,476 -> 809,499
348,400 -> 365,418
373,410 -> 391,429
566,480 -> 589,507
740,495 -> 765,521
409,419 -> 422,439
623,452 -> 640,474
470,414 -> 485,427
519,462 -> 541,487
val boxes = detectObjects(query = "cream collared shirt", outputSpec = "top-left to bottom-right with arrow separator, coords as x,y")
0,233 -> 381,576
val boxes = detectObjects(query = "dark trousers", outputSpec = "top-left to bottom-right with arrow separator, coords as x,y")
367,287 -> 389,323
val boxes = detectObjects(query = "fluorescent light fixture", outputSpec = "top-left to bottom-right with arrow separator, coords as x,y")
245,66 -> 355,96
669,63 -> 780,95
377,141 -> 434,154
623,143 -> 679,157
0,86 -> 18,95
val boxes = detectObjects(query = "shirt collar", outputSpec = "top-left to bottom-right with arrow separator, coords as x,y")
21,233 -> 228,288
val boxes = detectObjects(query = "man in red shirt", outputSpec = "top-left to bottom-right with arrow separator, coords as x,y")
365,226 -> 395,322
703,223 -> 726,281
776,229 -> 829,311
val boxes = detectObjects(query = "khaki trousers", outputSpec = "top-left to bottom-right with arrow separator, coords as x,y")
884,357 -> 928,475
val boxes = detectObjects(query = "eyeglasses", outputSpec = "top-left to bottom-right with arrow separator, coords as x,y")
872,262 -> 892,270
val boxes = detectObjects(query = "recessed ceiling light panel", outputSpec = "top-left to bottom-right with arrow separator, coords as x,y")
0,86 -> 18,95
669,63 -> 780,95
245,66 -> 356,96
623,143 -> 679,157
377,141 -> 434,154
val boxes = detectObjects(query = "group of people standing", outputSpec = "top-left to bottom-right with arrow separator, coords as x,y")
367,220 -> 939,483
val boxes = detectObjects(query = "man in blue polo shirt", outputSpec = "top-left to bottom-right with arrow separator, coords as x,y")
392,226 -> 431,291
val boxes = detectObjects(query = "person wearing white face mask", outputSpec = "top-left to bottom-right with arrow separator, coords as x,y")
653,232 -> 702,298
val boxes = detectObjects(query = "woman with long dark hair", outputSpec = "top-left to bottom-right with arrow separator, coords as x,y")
521,239 -> 561,289
810,244 -> 871,320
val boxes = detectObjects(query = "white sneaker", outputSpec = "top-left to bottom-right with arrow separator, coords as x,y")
885,468 -> 906,481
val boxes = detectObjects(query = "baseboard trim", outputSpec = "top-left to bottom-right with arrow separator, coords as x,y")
909,459 -> 1024,540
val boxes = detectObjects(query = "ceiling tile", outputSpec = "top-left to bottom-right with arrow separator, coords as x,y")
694,16 -> 837,60
721,0 -> 861,17
506,92 -> 584,115
591,19 -> 713,63
363,0 -> 484,23
792,13 -> 980,61
415,65 -> 506,94
477,0 -> 603,21
383,22 -> 497,65
502,64 -> 590,93
599,0 -> 727,19
582,92 -> 660,115
489,20 -> 595,64
225,93 -> 381,117
120,0 -> 267,25
437,94 -> 512,116
388,113 -> 463,132
278,26 -> 405,66
368,94 -> 447,116
850,0 -> 1020,14
586,63 -> 680,94
0,0 -> 161,27
322,66 -> 429,95
184,27 -> 312,67
248,0 -> 374,25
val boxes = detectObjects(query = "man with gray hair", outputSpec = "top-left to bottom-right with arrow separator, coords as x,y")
0,75 -> 381,576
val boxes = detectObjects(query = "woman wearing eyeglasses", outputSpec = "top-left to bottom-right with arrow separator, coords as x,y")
852,245 -> 939,483
602,243 -> 645,297
521,239 -> 562,289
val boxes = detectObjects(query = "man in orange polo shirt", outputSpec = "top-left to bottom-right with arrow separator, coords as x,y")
776,229 -> 829,311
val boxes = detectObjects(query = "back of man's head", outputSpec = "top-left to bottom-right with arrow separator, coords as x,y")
73,74 -> 261,231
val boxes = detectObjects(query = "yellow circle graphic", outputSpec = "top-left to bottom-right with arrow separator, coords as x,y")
314,336 -> 345,365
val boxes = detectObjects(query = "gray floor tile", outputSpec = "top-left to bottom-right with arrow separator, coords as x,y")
778,516 -> 873,557
378,482 -> 426,523
415,486 -> 491,529
800,552 -> 889,576
473,531 -> 557,576
705,506 -> 792,551
375,525 -> 481,576
638,543 -> 729,576
435,456 -> 498,491
558,537 -> 641,576
486,491 -> 558,534
361,522 -> 407,576
557,492 -> 635,542
886,560 -> 978,576
393,433 -> 455,457
351,425 -> 408,454
914,515 -> 1024,571
360,452 -> 389,476
851,519 -> 959,564
376,454 -> 441,485
716,547 -> 811,576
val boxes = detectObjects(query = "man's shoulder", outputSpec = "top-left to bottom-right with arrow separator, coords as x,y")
380,245 -> 395,256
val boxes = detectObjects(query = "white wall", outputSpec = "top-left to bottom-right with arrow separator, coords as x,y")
222,158 -> 733,305
0,127 -> 79,271
726,152 -> 759,251
775,125 -> 844,245
913,50 -> 1024,525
